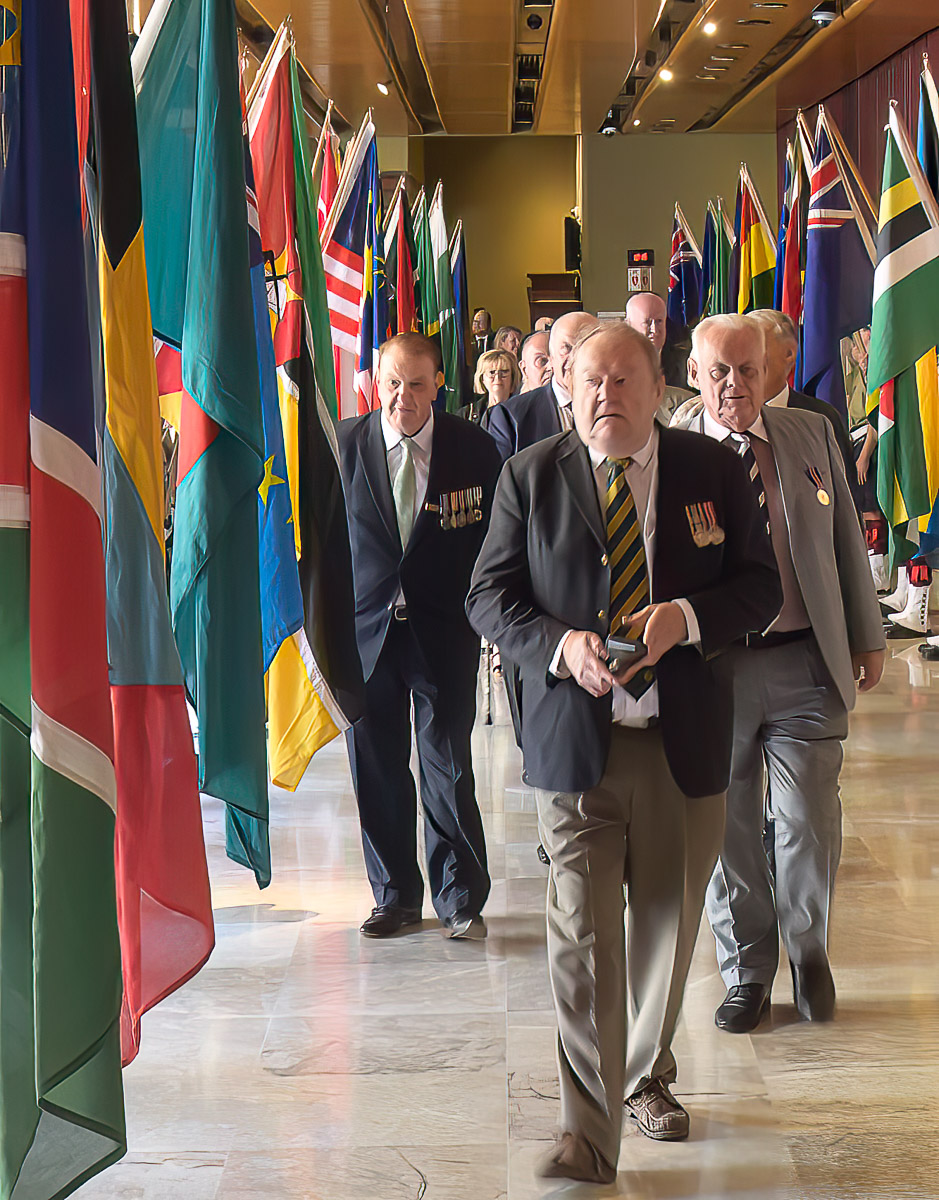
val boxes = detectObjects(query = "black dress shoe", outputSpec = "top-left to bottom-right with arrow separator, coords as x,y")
359,906 -> 422,938
442,912 -> 487,940
918,643 -> 939,660
714,984 -> 771,1033
791,957 -> 836,1021
886,622 -> 926,640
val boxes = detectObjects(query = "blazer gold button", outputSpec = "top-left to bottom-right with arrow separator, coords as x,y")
601,553 -> 609,566
598,609 -> 606,620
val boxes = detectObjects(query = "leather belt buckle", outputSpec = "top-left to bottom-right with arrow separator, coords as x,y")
393,604 -> 408,622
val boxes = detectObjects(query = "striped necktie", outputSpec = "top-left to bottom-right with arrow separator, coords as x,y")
732,433 -> 769,532
606,458 -> 650,635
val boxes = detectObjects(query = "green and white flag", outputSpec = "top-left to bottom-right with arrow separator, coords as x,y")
868,102 -> 939,565
429,182 -> 463,412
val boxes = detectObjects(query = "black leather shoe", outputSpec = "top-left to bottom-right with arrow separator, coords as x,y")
442,913 -> 487,940
714,984 -> 771,1033
791,957 -> 836,1021
886,622 -> 926,640
918,643 -> 939,660
359,906 -> 422,938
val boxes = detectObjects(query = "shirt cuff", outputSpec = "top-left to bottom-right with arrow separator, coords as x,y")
673,598 -> 701,647
550,630 -> 575,678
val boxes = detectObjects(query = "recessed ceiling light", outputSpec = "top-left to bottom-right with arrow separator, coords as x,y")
737,17 -> 771,24
633,118 -> 641,126
376,79 -> 391,95
718,42 -> 749,49
696,73 -> 719,80
703,21 -> 717,34
659,67 -> 674,81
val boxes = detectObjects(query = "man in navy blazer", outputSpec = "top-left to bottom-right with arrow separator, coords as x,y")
483,310 -> 598,461
338,333 -> 502,940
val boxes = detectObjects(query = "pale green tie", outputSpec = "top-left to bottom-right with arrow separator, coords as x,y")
392,437 -> 417,548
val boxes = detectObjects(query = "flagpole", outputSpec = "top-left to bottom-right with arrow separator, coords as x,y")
309,98 -> 334,188
411,185 -> 424,224
818,107 -> 877,265
321,110 -> 373,248
795,109 -> 816,168
888,99 -> 939,233
383,173 -> 405,236
819,104 -> 877,222
716,195 -> 736,246
449,216 -> 462,258
245,18 -> 288,113
741,163 -> 774,247
675,202 -> 702,264
924,54 -> 939,130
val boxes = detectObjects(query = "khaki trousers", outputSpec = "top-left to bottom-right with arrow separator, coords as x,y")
535,726 -> 725,1166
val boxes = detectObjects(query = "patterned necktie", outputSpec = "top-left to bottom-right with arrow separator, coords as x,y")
606,458 -> 650,634
392,437 -> 416,548
732,433 -> 769,533
558,403 -> 575,432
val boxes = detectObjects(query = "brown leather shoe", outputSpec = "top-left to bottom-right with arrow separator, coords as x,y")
536,1132 -> 617,1184
625,1078 -> 689,1141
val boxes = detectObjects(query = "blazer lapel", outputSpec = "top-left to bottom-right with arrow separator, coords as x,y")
558,436 -> 605,549
360,413 -> 399,546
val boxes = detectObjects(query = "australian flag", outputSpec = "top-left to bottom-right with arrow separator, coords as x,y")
666,206 -> 701,328
799,122 -> 873,418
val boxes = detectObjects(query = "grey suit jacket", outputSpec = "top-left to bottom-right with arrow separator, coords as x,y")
681,406 -> 884,710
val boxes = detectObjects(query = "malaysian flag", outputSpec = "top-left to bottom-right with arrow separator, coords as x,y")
666,202 -> 702,328
800,112 -> 874,416
321,114 -> 376,417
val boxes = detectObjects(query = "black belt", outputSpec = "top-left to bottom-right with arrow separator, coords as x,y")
392,604 -> 408,622
742,627 -> 812,651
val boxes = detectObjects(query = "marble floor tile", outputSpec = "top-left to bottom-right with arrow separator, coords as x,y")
89,653 -> 939,1198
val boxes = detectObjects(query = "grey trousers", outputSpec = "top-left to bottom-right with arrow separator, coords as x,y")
536,726 -> 725,1167
705,638 -> 848,989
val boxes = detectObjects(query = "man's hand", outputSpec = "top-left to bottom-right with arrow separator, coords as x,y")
614,601 -> 689,685
853,648 -> 885,693
561,631 -> 617,697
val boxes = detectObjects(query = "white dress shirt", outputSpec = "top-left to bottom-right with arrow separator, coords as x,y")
552,377 -> 575,432
550,427 -> 701,726
381,411 -> 434,602
765,383 -> 790,408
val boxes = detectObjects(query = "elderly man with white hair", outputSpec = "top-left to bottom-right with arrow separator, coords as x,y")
680,314 -> 885,1035
468,320 -> 780,1184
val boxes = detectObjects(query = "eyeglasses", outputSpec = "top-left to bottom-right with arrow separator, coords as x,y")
485,370 -> 511,380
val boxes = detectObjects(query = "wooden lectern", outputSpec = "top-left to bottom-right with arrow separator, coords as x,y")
527,272 -> 582,329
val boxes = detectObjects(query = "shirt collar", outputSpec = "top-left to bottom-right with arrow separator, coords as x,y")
552,376 -> 572,407
766,383 -> 789,408
380,409 -> 434,455
701,406 -> 768,444
587,425 -> 658,471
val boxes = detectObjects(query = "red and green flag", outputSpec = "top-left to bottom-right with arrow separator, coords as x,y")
736,164 -> 776,313
1,0 -> 126,1192
134,0 -> 270,886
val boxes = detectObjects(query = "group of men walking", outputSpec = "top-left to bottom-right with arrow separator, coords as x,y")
333,300 -> 885,1185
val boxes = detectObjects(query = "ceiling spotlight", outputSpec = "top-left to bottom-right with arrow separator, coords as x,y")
376,79 -> 391,96
811,1 -> 837,24
633,118 -> 641,126
703,21 -> 717,34
659,67 -> 674,81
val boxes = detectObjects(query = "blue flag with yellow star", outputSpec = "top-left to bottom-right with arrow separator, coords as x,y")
246,139 -> 303,670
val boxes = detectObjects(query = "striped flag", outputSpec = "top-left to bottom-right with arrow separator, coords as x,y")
84,0 -> 213,1065
779,124 -> 811,328
248,24 -> 362,788
800,112 -> 875,417
354,135 -> 389,413
916,62 -> 939,561
868,102 -> 939,565
736,164 -> 776,314
774,140 -> 794,311
321,114 -> 376,418
666,202 -> 702,328
316,105 -> 340,234
134,0 -> 271,888
413,186 -> 439,341
700,198 -> 735,316
0,0 -> 126,1191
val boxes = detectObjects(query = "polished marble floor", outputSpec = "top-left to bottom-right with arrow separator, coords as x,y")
81,645 -> 939,1198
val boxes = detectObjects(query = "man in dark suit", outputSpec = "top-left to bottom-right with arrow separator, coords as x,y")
483,310 -> 599,461
471,307 -> 494,364
467,322 -> 781,1184
338,333 -> 502,940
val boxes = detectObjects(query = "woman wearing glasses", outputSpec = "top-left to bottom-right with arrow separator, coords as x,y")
462,349 -> 521,424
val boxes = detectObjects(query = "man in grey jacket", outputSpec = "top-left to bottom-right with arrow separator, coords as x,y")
681,315 -> 885,1033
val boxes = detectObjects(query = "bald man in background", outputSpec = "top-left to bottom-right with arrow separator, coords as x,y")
483,310 -> 599,461
517,331 -> 552,394
625,292 -> 694,426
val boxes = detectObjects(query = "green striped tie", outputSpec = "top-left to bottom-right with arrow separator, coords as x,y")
606,458 -> 650,635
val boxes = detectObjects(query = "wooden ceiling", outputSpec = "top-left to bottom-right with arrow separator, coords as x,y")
237,0 -> 936,136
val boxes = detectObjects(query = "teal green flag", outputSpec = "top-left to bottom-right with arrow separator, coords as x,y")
134,0 -> 270,885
